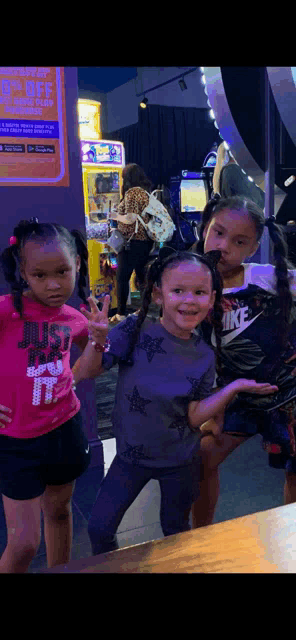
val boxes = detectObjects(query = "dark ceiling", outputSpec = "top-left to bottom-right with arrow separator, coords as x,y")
77,67 -> 138,94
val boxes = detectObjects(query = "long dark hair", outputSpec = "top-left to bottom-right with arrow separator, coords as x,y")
121,163 -> 153,200
122,247 -> 224,377
192,195 -> 293,350
0,218 -> 89,317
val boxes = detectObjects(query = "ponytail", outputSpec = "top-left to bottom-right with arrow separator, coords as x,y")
0,243 -> 25,315
264,216 -> 293,349
121,255 -> 161,366
70,229 -> 89,306
190,194 -> 221,254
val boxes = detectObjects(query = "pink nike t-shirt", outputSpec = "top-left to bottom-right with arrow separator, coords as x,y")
0,294 -> 89,438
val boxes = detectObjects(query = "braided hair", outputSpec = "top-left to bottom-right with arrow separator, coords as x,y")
122,247 -> 224,378
0,217 -> 89,317
192,195 -> 293,350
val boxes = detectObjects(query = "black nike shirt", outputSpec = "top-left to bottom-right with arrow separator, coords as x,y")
199,263 -> 296,410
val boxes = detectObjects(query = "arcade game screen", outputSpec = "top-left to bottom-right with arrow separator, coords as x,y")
180,179 -> 207,213
87,171 -> 120,221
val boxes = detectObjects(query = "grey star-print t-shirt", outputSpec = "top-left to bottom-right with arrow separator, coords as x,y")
101,314 -> 216,468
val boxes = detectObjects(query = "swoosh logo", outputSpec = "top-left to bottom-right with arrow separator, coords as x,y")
85,445 -> 90,454
211,310 -> 264,347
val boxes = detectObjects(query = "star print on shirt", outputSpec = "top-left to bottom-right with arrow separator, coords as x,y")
168,415 -> 189,440
118,314 -> 138,336
121,442 -> 153,465
137,333 -> 167,363
186,376 -> 202,400
125,385 -> 152,415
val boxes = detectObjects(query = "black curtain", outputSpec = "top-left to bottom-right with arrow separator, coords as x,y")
103,104 -> 222,189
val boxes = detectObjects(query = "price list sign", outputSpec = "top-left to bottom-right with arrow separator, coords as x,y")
0,67 -> 69,186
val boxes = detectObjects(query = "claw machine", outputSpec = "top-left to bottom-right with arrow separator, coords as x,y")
78,98 -> 125,310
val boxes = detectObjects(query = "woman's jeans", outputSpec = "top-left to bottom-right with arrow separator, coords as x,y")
116,239 -> 154,315
88,454 -> 200,556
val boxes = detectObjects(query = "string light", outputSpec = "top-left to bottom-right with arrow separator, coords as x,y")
199,69 -> 223,135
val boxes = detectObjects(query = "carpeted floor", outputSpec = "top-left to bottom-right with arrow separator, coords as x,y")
96,295 -> 160,440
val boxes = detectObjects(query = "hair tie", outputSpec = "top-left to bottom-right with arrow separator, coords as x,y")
203,250 -> 222,269
211,193 -> 221,202
265,215 -> 276,227
9,236 -> 18,246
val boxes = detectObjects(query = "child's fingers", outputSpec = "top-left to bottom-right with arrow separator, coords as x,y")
80,307 -> 92,320
251,385 -> 278,395
101,294 -> 110,317
89,321 -> 109,335
255,383 -> 278,389
87,296 -> 100,314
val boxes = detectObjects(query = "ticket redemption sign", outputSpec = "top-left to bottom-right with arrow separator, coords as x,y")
0,67 -> 69,186
82,138 -> 125,309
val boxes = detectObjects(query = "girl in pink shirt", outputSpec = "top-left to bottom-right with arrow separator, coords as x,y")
0,217 -> 109,573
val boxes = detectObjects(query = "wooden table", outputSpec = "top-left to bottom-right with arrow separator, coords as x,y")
41,503 -> 296,573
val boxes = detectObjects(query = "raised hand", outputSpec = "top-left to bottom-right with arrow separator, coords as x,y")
80,295 -> 110,345
236,379 -> 278,395
0,404 -> 12,429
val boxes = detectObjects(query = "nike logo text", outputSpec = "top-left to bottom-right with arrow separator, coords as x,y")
211,310 -> 264,346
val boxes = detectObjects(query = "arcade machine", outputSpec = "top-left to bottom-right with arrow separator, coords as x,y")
169,170 -> 208,249
202,143 -> 218,197
78,99 -> 125,310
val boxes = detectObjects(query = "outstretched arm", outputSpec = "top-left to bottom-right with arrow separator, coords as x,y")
188,379 -> 278,430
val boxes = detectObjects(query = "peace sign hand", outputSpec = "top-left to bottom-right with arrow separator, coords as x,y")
80,295 -> 110,345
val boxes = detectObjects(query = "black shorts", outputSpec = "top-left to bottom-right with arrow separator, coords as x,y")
223,396 -> 296,473
0,411 -> 91,501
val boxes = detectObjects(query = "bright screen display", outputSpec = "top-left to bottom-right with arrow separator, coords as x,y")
180,179 -> 207,212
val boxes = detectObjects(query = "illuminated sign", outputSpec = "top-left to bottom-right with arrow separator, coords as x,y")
78,100 -> 101,141
81,140 -> 124,166
0,67 -> 69,186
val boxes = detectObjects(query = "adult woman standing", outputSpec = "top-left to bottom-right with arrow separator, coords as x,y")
110,164 -> 154,323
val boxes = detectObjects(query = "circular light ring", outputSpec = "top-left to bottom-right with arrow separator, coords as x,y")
267,67 -> 296,149
203,67 -> 266,188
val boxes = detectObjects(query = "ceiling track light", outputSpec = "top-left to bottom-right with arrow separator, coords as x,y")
140,96 -> 148,108
178,77 -> 187,91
